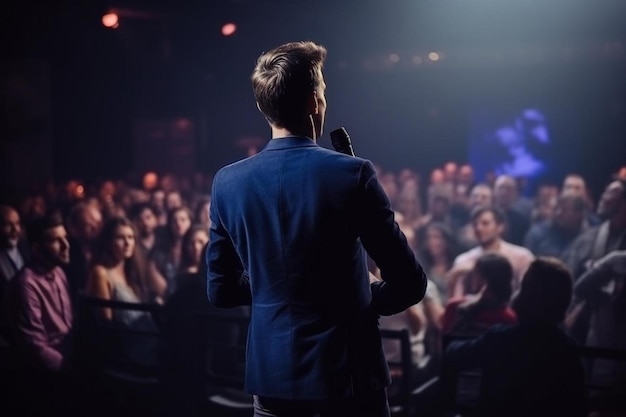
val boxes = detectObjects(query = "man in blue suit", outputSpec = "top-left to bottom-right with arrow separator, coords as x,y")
206,41 -> 427,417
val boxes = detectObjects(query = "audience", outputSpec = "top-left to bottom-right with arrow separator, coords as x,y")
2,165 -> 625,417
444,257 -> 586,417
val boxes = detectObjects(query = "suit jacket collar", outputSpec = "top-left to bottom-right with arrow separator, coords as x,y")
262,136 -> 318,151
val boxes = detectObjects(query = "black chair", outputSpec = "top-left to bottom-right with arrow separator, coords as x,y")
194,309 -> 253,417
576,345 -> 626,415
381,328 -> 440,417
439,335 -> 481,417
74,295 -> 164,415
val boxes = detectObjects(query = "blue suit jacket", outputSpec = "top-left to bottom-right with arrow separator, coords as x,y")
207,136 -> 427,399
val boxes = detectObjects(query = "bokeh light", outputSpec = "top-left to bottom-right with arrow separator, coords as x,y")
102,13 -> 119,29
221,23 -> 237,36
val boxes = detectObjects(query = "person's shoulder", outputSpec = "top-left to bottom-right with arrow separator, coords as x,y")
12,265 -> 35,286
455,247 -> 482,263
89,265 -> 110,285
502,241 -> 534,258
529,221 -> 550,235
571,224 -> 600,245
482,323 -> 519,342
213,155 -> 257,179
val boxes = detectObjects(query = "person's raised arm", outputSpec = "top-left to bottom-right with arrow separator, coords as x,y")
574,250 -> 626,300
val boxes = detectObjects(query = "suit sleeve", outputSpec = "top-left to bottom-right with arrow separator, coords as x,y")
356,161 -> 427,316
206,177 -> 252,308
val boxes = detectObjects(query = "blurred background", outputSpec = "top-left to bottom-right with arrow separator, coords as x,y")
1,0 -> 625,200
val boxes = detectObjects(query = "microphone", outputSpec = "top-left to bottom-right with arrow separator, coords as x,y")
330,127 -> 356,157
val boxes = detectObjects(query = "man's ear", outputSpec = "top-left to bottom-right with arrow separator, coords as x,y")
307,91 -> 319,116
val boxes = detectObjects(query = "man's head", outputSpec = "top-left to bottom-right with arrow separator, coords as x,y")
252,41 -> 328,139
458,164 -> 474,186
127,202 -> 159,238
471,207 -> 505,247
513,257 -> 572,325
427,186 -> 452,221
562,174 -> 587,197
597,179 -> 626,221
67,202 -> 103,243
553,192 -> 586,233
469,183 -> 494,211
443,162 -> 458,183
494,175 -> 519,209
0,204 -> 21,249
471,252 -> 513,303
26,213 -> 70,267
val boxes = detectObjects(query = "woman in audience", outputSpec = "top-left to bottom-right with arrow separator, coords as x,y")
84,216 -> 167,367
161,226 -> 250,415
441,252 -> 517,337
193,197 -> 211,231
395,178 -> 423,232
417,222 -> 459,304
175,224 -> 209,283
151,206 -> 193,297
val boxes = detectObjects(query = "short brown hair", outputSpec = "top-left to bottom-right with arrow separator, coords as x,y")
251,41 -> 327,130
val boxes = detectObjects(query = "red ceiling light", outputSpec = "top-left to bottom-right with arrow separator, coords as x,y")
221,23 -> 237,36
102,13 -> 119,29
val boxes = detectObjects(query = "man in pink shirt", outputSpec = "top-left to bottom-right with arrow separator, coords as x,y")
9,212 -> 73,415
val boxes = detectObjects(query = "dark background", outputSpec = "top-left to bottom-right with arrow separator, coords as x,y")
1,0 -> 625,199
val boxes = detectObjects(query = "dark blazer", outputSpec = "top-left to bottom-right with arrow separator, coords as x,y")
206,136 -> 427,400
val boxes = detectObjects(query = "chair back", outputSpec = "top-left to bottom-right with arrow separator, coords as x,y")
194,308 -> 253,416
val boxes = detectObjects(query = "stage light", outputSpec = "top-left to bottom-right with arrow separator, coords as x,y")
389,53 -> 400,63
412,56 -> 423,65
102,13 -> 119,29
428,52 -> 440,62
221,23 -> 237,36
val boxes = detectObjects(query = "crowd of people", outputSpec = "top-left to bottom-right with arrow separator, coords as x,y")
1,160 -> 625,416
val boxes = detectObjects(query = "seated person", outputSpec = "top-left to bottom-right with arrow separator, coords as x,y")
444,257 -> 586,417
379,278 -> 444,389
442,252 -> 517,337
84,216 -> 167,370
160,230 -> 250,415
9,213 -> 75,415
